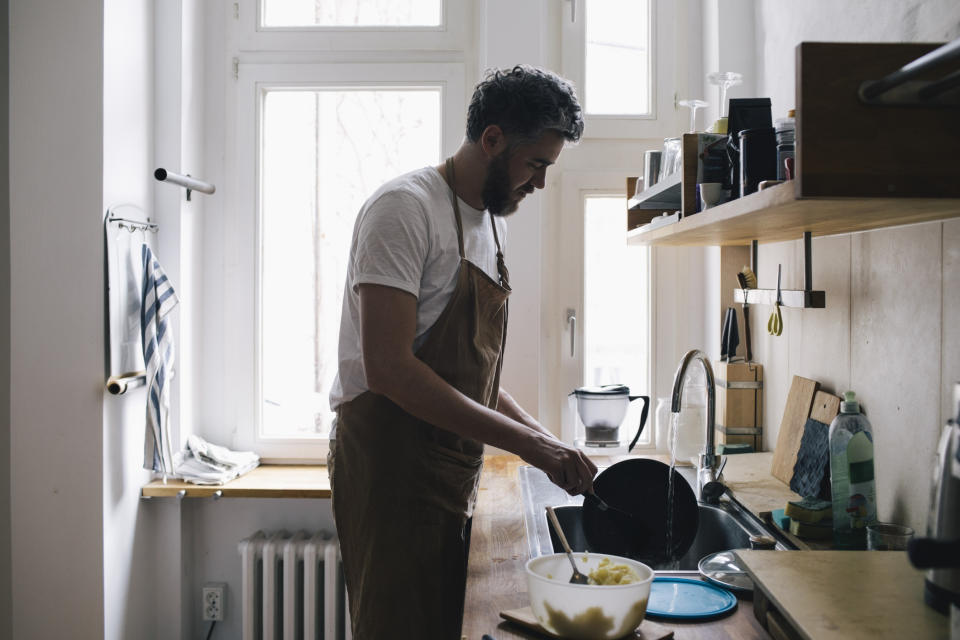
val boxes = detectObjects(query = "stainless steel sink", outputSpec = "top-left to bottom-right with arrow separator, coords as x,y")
519,464 -> 794,573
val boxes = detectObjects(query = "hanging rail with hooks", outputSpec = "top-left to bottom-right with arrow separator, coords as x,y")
104,204 -> 155,395
106,213 -> 159,234
733,231 -> 825,309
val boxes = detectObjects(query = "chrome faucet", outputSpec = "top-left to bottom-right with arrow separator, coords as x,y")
671,349 -> 724,503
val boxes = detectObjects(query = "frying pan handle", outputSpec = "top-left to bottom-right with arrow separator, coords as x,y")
626,395 -> 650,453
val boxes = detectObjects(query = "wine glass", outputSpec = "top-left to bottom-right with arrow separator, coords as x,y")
706,71 -> 743,117
678,99 -> 708,133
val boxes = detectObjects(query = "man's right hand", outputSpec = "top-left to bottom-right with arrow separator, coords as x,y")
525,437 -> 597,496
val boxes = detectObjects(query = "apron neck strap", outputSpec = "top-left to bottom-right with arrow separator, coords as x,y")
444,157 -> 509,287
445,157 -> 466,259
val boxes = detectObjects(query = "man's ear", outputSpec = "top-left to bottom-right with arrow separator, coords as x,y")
479,124 -> 508,158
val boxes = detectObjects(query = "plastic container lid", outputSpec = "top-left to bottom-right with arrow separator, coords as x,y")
573,384 -> 630,397
698,550 -> 754,592
775,117 -> 796,132
646,577 -> 738,619
841,390 -> 860,414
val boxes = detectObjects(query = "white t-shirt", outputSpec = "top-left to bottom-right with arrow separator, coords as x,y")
329,166 -> 508,411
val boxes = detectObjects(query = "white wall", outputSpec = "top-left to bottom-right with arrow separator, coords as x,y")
750,0 -> 960,532
0,1 -> 10,637
101,2 -> 167,638
9,0 -> 106,637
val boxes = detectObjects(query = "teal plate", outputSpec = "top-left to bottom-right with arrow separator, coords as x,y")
645,577 -> 738,620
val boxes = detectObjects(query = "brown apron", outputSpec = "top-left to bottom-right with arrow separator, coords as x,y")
329,158 -> 510,639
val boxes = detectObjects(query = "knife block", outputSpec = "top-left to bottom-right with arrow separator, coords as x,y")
714,361 -> 763,451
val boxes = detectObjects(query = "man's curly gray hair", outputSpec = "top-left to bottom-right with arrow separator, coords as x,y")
466,65 -> 584,144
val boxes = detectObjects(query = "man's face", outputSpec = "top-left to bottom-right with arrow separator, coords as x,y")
481,129 -> 565,216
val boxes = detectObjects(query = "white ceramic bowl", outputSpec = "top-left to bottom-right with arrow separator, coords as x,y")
525,553 -> 654,640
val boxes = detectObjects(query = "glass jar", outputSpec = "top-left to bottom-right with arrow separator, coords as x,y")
658,137 -> 682,182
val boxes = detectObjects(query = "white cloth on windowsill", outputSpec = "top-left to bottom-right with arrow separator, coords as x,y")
173,434 -> 260,485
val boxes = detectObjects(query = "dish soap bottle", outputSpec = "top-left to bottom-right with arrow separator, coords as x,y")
828,391 -> 877,549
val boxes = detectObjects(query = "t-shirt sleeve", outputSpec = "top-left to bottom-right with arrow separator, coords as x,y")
351,190 -> 430,298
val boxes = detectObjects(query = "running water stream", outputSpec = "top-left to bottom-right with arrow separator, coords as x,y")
663,411 -> 681,570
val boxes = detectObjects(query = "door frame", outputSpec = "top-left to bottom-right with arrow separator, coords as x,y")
546,171 -> 656,448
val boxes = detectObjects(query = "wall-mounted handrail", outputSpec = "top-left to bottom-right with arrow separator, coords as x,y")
154,168 -> 215,201
860,37 -> 960,105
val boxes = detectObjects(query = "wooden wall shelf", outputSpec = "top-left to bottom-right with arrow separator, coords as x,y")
141,465 -> 330,499
627,180 -> 960,247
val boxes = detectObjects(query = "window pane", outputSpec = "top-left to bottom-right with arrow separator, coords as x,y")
585,0 -> 651,116
582,195 -> 650,443
263,0 -> 442,27
260,88 -> 441,438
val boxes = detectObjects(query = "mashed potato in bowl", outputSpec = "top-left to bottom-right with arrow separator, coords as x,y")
588,557 -> 641,585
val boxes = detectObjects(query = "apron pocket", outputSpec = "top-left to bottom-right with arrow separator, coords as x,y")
420,442 -> 483,518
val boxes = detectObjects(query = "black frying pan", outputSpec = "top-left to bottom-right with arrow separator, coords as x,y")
582,458 -> 699,565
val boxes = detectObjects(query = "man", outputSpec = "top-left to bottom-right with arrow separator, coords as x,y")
328,65 -> 596,638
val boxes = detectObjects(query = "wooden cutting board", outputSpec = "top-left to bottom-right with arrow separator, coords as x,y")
500,607 -> 673,640
735,550 -> 948,639
770,376 -> 820,484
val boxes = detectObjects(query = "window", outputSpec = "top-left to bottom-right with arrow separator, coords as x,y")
561,0 -> 679,138
582,196 -> 649,399
584,0 -> 651,116
222,3 -> 467,460
260,87 -> 443,440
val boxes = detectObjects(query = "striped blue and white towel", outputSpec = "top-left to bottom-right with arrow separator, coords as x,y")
141,244 -> 179,475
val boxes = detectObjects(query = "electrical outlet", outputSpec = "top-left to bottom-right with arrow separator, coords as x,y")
202,583 -> 226,621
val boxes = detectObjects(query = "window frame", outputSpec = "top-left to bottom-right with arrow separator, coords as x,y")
226,61 -> 465,461
236,0 -> 469,52
560,0 -> 680,139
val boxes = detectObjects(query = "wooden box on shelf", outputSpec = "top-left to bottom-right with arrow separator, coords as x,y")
626,175 -> 678,232
714,361 -> 763,451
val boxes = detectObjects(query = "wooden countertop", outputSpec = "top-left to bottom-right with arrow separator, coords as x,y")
462,455 -> 771,640
716,451 -> 829,551
736,550 -> 948,639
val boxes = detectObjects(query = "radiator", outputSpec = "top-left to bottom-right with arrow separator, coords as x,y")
239,531 -> 351,640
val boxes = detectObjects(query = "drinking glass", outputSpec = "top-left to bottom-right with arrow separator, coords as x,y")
706,72 -> 743,118
678,99 -> 708,133
866,523 -> 915,551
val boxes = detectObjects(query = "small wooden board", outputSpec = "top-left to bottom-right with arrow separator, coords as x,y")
500,607 -> 674,640
770,376 -> 819,484
809,391 -> 840,425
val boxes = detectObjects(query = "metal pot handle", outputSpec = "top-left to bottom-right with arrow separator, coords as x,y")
626,395 -> 650,453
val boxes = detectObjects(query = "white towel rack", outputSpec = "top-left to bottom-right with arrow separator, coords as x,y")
154,168 -> 215,201
107,371 -> 147,395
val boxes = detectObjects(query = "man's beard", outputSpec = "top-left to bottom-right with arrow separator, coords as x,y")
481,151 -> 518,216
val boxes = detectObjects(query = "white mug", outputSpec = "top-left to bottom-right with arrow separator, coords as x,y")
699,182 -> 725,209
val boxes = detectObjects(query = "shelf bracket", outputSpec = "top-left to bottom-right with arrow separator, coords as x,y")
734,230 -> 825,309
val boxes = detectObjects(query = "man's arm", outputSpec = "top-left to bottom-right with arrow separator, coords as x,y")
496,388 -> 558,441
359,283 -> 596,495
